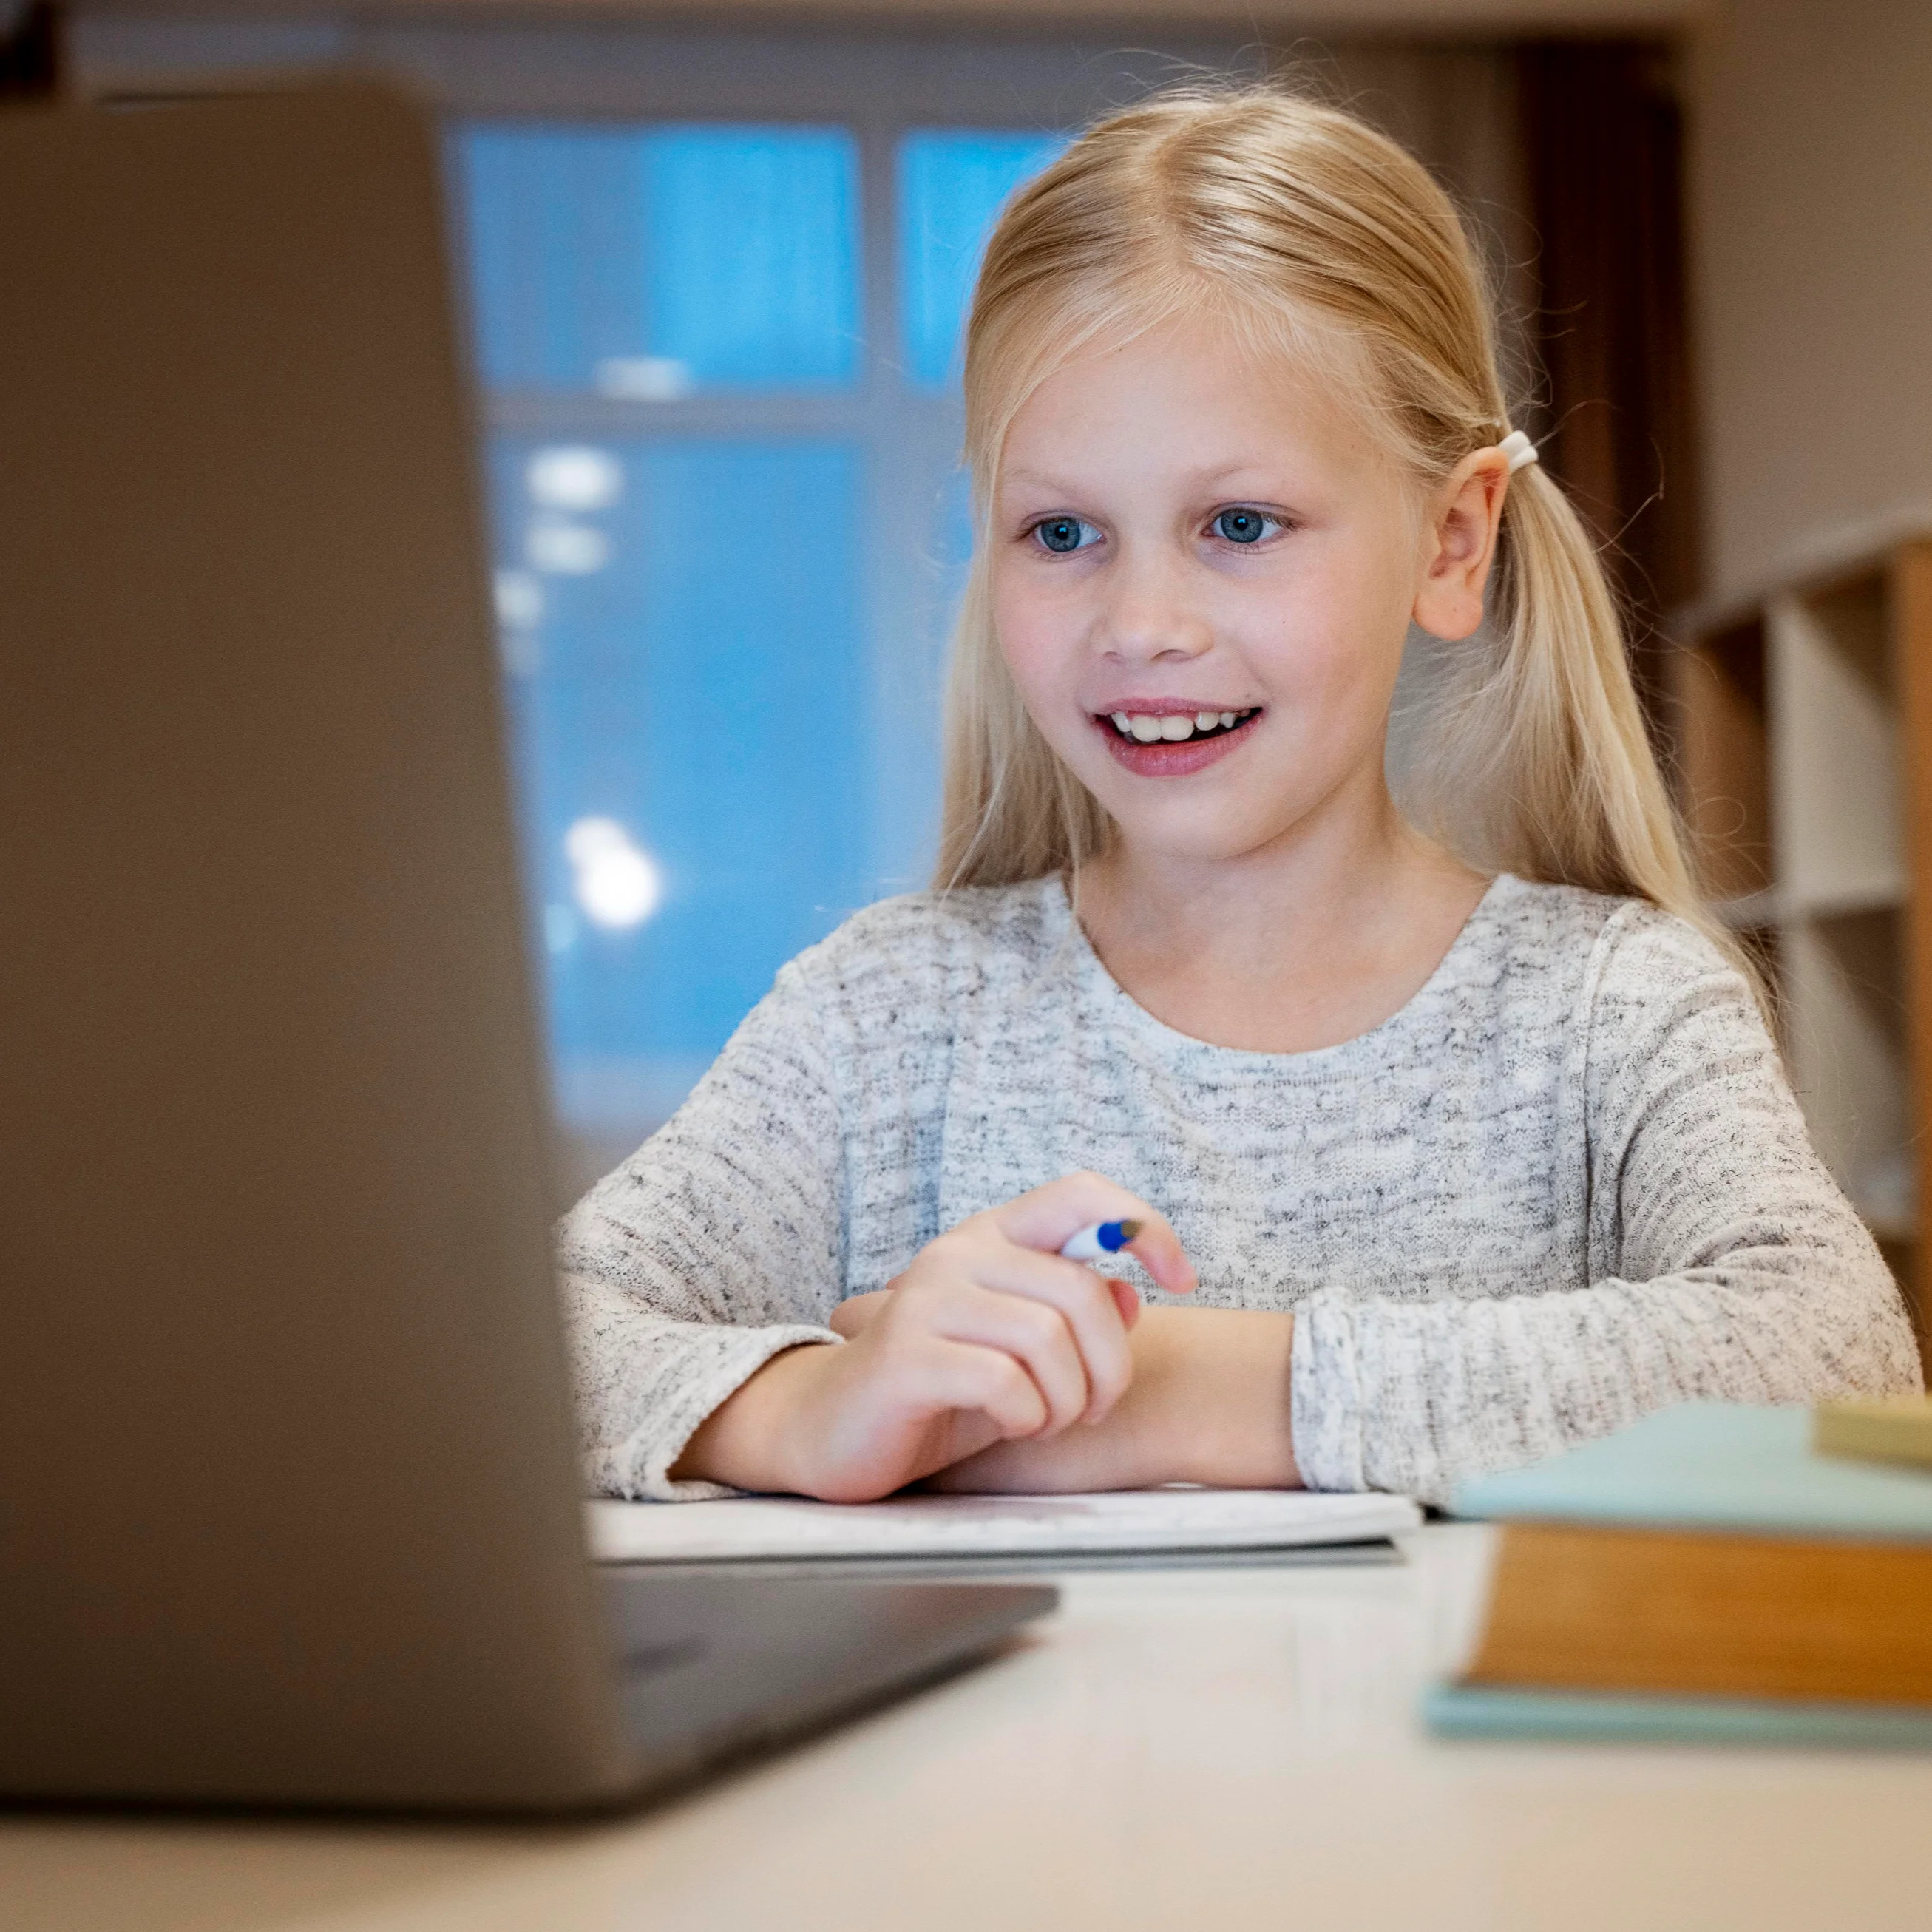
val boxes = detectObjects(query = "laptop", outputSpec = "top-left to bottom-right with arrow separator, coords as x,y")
0,81 -> 1052,1814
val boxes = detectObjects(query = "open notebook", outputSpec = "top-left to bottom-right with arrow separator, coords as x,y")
588,1488 -> 1421,1565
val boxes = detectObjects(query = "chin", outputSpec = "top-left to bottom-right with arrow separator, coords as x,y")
1097,805 -> 1293,869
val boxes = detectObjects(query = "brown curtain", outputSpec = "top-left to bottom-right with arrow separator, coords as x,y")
1518,40 -> 1701,725
0,1 -> 61,100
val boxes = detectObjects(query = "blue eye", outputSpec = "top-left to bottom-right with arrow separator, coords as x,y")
1034,516 -> 1096,554
1213,507 -> 1275,545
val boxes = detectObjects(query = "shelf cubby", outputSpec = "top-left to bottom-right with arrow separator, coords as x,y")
1670,540 -> 1932,1366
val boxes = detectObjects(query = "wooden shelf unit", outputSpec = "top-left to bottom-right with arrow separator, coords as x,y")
1669,540 -> 1932,1365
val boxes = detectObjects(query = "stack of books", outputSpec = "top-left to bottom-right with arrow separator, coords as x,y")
1427,1400 -> 1932,1746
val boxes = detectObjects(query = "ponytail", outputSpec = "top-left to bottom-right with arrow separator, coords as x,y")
1395,460 -> 1758,997
1400,459 -> 1691,903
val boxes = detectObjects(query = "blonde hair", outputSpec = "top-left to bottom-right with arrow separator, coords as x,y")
935,85 -> 1722,966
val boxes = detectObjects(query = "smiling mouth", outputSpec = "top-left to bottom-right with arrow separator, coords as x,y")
1091,705 -> 1263,777
1099,706 -> 1260,744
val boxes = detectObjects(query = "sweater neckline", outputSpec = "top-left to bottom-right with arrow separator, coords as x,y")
1045,869 -> 1518,1076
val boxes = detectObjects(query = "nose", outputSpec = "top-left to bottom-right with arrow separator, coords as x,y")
1092,540 -> 1212,664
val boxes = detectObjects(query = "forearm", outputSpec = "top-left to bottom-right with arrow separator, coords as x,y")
931,1306 -> 1299,1492
1294,1249 -> 1924,1505
1131,1306 -> 1299,1485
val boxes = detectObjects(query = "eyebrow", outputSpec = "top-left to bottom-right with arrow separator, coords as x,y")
999,462 -> 1290,495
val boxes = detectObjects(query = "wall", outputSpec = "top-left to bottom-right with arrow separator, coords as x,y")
1689,0 -> 1932,613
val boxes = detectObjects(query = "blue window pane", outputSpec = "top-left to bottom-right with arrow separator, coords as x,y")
898,129 -> 1067,389
645,130 -> 860,387
458,129 -> 649,393
458,123 -> 861,393
487,437 -> 869,1125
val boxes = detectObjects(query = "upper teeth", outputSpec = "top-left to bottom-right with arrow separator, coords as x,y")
1110,710 -> 1244,742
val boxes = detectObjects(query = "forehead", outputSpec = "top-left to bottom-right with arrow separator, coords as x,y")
994,317 -> 1376,494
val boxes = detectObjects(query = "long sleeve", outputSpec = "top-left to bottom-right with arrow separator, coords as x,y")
1290,910 -> 1925,1505
556,959 -> 848,1499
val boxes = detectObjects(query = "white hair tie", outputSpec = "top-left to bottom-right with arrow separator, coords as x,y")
1498,430 -> 1539,474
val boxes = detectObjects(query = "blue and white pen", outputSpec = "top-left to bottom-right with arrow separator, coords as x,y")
1059,1218 -> 1142,1264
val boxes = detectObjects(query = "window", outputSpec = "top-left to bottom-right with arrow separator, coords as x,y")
455,114 -> 1068,1146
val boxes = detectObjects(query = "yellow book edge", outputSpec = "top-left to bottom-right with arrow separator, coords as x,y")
1813,1396 -> 1932,1471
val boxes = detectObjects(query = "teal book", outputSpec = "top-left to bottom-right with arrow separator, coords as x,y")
1448,1400 -> 1932,1540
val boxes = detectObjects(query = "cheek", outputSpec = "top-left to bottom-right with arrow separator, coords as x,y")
1249,549 -> 1411,713
1223,601 -> 1368,720
1282,621 -> 1401,716
990,565 -> 1077,703
1225,597 -> 1409,795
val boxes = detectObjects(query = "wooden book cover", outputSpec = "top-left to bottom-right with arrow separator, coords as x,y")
1449,1403 -> 1932,1706
1463,1521 -> 1932,1704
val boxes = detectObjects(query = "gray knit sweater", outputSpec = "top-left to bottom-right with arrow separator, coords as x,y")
557,872 -> 1922,1505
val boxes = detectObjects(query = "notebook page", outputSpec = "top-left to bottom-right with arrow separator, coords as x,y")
587,1488 -> 1421,1563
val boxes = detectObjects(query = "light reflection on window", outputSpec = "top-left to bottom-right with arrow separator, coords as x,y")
564,817 -> 662,931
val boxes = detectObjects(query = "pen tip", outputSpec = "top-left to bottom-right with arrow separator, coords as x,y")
1117,1219 -> 1142,1240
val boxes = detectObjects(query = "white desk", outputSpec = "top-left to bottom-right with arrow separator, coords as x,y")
5,1524 -> 1930,1932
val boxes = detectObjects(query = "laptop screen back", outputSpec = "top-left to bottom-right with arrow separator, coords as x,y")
0,84 -> 634,1810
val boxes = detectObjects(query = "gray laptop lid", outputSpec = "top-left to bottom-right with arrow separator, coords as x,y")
0,84 -> 639,1809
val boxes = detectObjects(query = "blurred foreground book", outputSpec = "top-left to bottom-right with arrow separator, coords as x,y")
1427,1403 -> 1932,1747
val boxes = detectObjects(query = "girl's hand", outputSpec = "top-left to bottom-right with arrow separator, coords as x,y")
669,1173 -> 1195,1502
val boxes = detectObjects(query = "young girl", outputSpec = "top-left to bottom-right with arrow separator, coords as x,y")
558,87 -> 1921,1507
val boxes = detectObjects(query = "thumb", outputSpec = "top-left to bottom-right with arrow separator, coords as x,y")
828,1289 -> 892,1339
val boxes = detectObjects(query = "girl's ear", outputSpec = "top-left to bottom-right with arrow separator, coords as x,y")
1411,447 -> 1511,641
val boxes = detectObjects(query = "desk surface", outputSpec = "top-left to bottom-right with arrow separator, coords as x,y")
5,1523 -> 1930,1932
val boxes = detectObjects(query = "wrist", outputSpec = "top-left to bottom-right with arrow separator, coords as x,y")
1129,1306 -> 1299,1488
670,1340 -> 834,1491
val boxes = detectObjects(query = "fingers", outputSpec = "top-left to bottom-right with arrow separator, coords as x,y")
929,1280 -> 1095,1434
955,1244 -> 1136,1421
822,1174 -> 1182,1476
920,1332 -> 1054,1442
993,1171 -> 1198,1296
